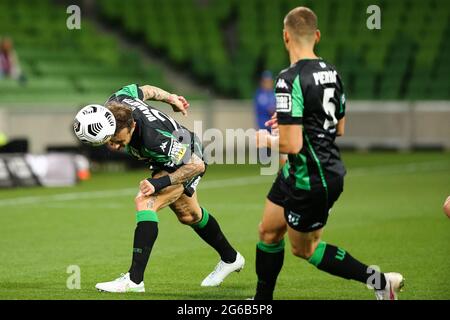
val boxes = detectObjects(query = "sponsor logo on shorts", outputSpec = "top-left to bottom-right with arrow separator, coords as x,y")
309,222 -> 323,229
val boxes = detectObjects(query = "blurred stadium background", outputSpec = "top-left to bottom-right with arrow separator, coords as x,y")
0,0 -> 449,153
0,0 -> 449,300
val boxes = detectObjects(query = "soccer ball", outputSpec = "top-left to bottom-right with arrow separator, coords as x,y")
73,104 -> 116,146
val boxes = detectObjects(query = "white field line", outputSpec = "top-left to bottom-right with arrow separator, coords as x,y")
348,160 -> 450,177
0,160 -> 448,207
0,175 -> 272,207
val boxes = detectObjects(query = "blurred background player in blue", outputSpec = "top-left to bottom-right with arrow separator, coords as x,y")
254,70 -> 276,130
0,37 -> 26,84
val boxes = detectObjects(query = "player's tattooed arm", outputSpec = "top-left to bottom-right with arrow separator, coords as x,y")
139,85 -> 172,102
140,155 -> 204,196
139,85 -> 189,116
168,153 -> 205,185
140,151 -> 204,197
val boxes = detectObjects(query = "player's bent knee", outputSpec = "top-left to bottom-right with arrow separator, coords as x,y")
177,212 -> 199,225
258,223 -> 284,244
177,207 -> 201,225
171,197 -> 202,225
291,245 -> 315,260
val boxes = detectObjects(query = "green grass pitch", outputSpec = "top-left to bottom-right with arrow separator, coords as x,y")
0,152 -> 449,300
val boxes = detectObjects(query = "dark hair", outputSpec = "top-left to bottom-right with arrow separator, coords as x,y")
105,101 -> 134,134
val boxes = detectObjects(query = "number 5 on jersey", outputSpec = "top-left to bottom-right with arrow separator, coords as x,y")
322,88 -> 338,130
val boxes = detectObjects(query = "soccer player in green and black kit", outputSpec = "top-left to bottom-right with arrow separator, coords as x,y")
93,84 -> 244,293
253,7 -> 404,300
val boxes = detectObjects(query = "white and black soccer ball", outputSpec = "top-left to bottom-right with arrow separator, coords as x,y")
73,104 -> 116,146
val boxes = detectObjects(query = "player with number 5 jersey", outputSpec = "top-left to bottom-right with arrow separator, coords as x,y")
253,6 -> 403,300
274,55 -> 347,189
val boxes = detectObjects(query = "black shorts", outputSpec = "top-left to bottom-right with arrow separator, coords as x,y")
182,168 -> 206,197
267,173 -> 344,232
181,134 -> 207,197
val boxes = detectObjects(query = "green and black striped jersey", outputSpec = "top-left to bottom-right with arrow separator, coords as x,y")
275,59 -> 346,190
106,84 -> 197,172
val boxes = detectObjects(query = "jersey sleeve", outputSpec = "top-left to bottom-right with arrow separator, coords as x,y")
336,75 -> 346,120
275,72 -> 304,125
112,84 -> 144,100
141,129 -> 190,166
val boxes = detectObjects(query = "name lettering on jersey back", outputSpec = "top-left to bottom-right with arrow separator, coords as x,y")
123,98 -> 157,122
313,70 -> 337,86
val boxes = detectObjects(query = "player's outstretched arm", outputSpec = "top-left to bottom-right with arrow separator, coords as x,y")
139,154 -> 205,196
139,85 -> 189,116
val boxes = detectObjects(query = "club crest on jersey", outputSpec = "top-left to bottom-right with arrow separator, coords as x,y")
287,211 -> 301,226
276,93 -> 292,113
170,140 -> 188,165
276,78 -> 289,90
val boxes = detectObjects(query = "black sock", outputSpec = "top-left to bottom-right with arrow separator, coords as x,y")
129,220 -> 158,284
192,208 -> 237,263
309,241 -> 387,290
255,240 -> 285,300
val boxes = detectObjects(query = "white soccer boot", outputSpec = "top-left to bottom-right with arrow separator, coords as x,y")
95,273 -> 145,293
201,252 -> 245,287
375,272 -> 404,300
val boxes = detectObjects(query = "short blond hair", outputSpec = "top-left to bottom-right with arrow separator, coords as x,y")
284,7 -> 318,42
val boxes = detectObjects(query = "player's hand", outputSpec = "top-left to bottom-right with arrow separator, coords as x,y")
139,179 -> 155,197
256,129 -> 271,148
265,112 -> 278,130
167,94 -> 189,116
